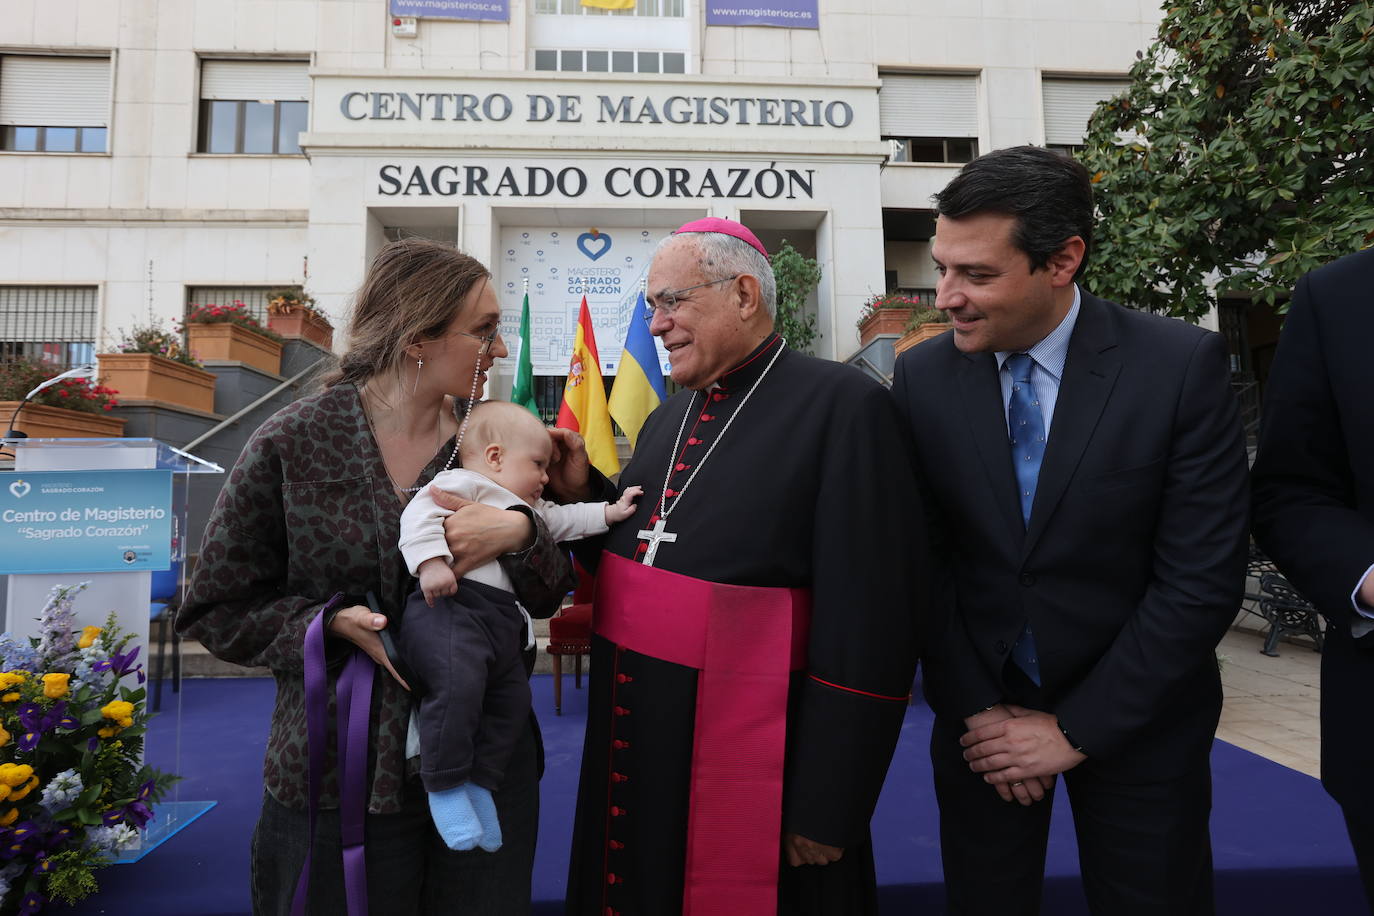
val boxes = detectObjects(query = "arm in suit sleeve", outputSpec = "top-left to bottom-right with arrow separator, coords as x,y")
1251,276 -> 1374,622
782,380 -> 924,847
890,354 -> 1003,720
1054,331 -> 1249,758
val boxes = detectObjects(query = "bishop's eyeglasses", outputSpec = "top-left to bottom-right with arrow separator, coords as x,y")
643,275 -> 739,320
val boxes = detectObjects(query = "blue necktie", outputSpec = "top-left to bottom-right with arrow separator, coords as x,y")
1006,353 -> 1043,686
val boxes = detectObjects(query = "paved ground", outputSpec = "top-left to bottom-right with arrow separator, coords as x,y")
1217,621 -> 1322,778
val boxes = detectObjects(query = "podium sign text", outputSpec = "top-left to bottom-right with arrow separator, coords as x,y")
0,470 -> 173,574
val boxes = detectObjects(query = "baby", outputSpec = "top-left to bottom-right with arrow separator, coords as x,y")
396,399 -> 639,853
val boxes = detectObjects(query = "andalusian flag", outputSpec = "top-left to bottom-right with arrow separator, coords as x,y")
510,290 -> 539,418
608,289 -> 667,447
581,0 -> 636,8
556,297 -> 620,476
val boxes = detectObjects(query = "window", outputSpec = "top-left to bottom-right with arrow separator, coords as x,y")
879,73 -> 979,165
534,49 -> 685,73
186,287 -> 274,326
0,56 -> 110,154
533,0 -> 685,17
0,287 -> 97,370
1042,77 -> 1130,154
887,137 -> 977,164
197,60 -> 309,155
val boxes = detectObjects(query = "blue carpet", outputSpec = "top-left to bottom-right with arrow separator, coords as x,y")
68,675 -> 1361,915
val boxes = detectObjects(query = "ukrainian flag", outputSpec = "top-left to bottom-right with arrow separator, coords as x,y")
608,289 -> 668,448
581,0 -> 636,8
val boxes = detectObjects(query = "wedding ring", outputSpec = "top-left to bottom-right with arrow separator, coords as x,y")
1011,781 -> 1024,787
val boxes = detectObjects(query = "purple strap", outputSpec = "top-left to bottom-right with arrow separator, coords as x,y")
292,595 -> 375,916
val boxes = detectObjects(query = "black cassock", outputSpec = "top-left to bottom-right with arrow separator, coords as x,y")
566,335 -> 926,915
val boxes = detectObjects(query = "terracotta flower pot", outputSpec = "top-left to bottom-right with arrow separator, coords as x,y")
893,321 -> 952,356
97,353 -> 217,413
857,308 -> 914,347
0,401 -> 126,439
268,310 -> 334,350
186,323 -> 283,376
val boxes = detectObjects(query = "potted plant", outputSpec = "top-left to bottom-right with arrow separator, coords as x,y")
772,242 -> 822,354
96,321 -> 217,414
857,292 -> 920,347
0,360 -> 126,439
266,287 -> 333,350
893,306 -> 952,355
183,301 -> 284,376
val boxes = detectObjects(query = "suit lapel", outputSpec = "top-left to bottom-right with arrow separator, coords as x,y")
1023,294 -> 1121,557
957,350 -> 1024,543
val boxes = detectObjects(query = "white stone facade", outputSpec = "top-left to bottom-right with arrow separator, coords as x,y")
0,0 -> 1160,391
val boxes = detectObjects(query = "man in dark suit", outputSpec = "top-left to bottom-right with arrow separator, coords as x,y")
892,145 -> 1249,915
1251,249 -> 1374,909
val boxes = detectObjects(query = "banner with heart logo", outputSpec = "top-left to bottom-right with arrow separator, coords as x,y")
0,469 -> 173,574
498,226 -> 675,377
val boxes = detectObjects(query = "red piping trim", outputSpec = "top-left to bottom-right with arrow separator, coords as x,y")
807,673 -> 910,703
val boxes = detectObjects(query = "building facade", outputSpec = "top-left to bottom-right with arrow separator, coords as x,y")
0,0 -> 1156,405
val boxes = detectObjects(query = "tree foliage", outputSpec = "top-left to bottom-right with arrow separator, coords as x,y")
771,240 -> 822,353
1079,0 -> 1374,318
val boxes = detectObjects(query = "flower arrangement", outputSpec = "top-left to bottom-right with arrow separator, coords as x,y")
110,322 -> 203,369
904,306 -> 949,330
856,291 -> 924,327
0,583 -> 175,912
265,287 -> 331,327
183,302 -> 283,343
0,362 -> 120,414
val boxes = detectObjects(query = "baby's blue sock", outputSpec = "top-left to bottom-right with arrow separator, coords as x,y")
465,783 -> 503,852
428,784 -> 482,851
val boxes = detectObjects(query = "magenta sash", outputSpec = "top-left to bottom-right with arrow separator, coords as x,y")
594,551 -> 811,916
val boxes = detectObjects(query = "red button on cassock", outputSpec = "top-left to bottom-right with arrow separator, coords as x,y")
612,772 -> 628,783
700,414 -> 714,421
615,673 -> 633,684
614,706 -> 630,716
611,806 -> 626,816
612,739 -> 630,749
607,873 -> 620,884
610,840 -> 625,850
688,437 -> 701,445
675,462 -> 689,471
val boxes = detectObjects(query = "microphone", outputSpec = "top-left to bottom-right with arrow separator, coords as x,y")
4,364 -> 98,439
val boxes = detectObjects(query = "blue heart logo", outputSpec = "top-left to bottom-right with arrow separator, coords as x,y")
577,232 -> 612,261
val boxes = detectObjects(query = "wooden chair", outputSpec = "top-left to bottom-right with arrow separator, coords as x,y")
547,563 -> 594,715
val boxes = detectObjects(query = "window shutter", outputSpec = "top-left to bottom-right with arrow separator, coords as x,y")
0,56 -> 110,128
1042,78 -> 1128,146
879,74 -> 978,138
200,60 -> 310,102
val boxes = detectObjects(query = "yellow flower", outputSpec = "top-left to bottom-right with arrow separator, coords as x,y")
0,672 -> 25,688
8,776 -> 38,802
77,625 -> 102,649
41,673 -> 70,699
0,808 -> 16,827
99,703 -> 133,725
1,693 -> 17,703
0,725 -> 9,748
0,765 -> 32,788
97,726 -> 119,739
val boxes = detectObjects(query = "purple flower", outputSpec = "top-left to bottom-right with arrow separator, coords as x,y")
86,737 -> 99,753
16,701 -> 66,750
17,890 -> 46,915
31,850 -> 51,876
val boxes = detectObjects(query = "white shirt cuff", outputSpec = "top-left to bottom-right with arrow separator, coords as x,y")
1351,562 -> 1374,618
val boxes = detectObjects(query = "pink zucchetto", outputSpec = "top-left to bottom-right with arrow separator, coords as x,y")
672,217 -> 769,260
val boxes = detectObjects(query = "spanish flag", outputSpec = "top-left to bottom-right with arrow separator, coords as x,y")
581,0 -> 636,8
557,297 -> 620,477
608,289 -> 667,448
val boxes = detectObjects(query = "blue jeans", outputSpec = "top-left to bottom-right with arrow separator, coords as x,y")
251,720 -> 540,916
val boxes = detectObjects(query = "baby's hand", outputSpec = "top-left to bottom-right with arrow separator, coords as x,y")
605,485 -> 643,525
417,557 -> 458,607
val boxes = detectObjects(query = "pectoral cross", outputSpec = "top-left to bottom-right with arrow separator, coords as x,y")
636,517 -> 678,567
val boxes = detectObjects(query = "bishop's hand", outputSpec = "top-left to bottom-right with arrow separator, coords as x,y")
547,427 -> 592,502
783,832 -> 843,867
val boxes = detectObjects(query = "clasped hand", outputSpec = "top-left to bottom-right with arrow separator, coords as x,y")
959,704 -> 1085,806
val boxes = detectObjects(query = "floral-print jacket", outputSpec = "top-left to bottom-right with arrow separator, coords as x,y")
177,383 -> 573,814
